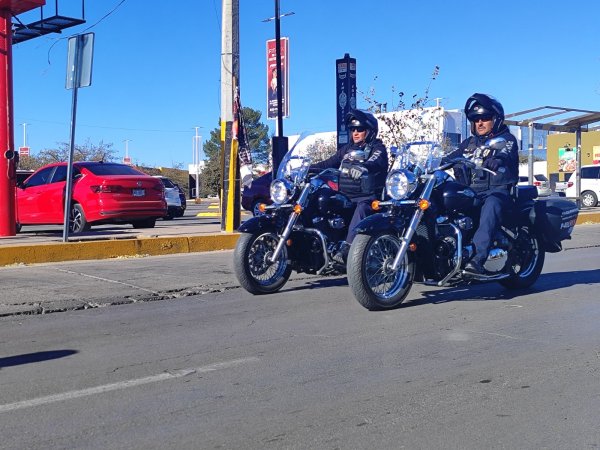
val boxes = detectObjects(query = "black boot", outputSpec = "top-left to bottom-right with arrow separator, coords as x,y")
464,258 -> 486,275
333,242 -> 350,264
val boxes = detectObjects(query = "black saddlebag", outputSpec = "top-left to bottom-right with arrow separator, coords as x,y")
530,198 -> 579,251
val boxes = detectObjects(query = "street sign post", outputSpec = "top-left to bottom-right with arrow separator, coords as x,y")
63,32 -> 94,242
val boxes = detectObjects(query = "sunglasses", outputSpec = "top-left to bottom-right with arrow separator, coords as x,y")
472,116 -> 492,123
350,126 -> 366,133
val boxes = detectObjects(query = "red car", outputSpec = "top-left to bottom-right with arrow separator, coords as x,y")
16,161 -> 167,233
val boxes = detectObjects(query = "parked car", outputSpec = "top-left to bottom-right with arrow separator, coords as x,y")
241,172 -> 272,216
565,164 -> 600,207
518,174 -> 552,197
153,176 -> 185,219
16,169 -> 34,185
16,161 -> 167,233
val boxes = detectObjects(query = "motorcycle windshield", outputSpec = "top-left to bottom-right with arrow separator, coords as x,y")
276,133 -> 315,184
390,141 -> 445,174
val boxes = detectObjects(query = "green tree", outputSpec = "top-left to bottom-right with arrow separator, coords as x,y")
201,107 -> 271,197
18,139 -> 117,171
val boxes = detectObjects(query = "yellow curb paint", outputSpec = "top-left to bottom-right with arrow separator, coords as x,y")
208,205 -> 220,209
0,234 -> 241,267
196,212 -> 221,217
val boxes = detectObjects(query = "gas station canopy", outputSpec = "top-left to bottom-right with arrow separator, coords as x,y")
505,106 -> 600,132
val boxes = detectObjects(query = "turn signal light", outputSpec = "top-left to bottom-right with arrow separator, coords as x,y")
293,204 -> 303,214
258,203 -> 267,213
418,199 -> 430,210
371,200 -> 381,211
409,242 -> 417,252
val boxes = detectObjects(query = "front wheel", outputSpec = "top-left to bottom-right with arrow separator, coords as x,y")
347,232 -> 415,311
499,227 -> 545,289
580,191 -> 598,208
233,231 -> 292,295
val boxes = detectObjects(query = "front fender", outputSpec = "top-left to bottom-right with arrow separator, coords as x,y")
354,212 -> 406,236
238,215 -> 277,233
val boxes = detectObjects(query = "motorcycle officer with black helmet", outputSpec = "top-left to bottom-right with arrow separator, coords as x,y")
446,93 -> 519,275
312,109 -> 388,263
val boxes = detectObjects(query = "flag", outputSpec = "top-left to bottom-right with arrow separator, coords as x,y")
233,87 -> 253,187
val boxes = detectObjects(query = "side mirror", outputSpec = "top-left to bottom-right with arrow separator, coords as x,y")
485,136 -> 507,150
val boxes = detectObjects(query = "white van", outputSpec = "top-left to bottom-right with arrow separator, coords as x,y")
564,165 -> 600,207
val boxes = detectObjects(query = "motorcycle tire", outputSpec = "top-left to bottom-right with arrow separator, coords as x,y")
499,227 -> 545,290
234,231 -> 292,295
347,232 -> 415,311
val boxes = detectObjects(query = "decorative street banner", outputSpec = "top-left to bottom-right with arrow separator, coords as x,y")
335,53 -> 356,149
233,85 -> 253,187
266,37 -> 289,120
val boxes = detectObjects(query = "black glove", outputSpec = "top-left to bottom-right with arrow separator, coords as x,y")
349,166 -> 367,180
483,158 -> 501,172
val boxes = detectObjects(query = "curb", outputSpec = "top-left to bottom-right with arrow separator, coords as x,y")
0,233 -> 241,267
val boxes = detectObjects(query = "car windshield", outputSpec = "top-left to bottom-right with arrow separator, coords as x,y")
80,163 -> 144,176
159,178 -> 176,188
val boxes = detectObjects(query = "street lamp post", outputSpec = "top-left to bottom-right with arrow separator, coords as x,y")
263,1 -> 294,175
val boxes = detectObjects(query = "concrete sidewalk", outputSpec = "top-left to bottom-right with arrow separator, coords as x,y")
0,203 -> 599,267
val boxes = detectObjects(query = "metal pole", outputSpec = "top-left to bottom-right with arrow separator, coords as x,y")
575,128 -> 582,208
0,9 -> 16,237
63,35 -> 82,242
274,0 -> 283,137
527,122 -> 534,184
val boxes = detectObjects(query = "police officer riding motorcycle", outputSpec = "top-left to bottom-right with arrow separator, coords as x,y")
312,109 -> 388,263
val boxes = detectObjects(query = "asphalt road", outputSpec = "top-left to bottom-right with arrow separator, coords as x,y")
1,225 -> 599,448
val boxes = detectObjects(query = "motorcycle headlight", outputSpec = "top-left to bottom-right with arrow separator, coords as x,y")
386,169 -> 417,200
270,179 -> 294,204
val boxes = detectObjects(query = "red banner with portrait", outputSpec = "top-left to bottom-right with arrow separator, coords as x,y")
266,37 -> 289,119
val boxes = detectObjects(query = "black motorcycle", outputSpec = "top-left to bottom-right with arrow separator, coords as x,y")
346,139 -> 579,311
234,135 -> 358,294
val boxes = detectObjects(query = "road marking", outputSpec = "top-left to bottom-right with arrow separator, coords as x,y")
0,357 -> 259,413
208,205 -> 220,209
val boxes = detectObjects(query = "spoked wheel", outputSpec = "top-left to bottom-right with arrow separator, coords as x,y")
234,231 -> 292,295
500,227 -> 545,289
70,203 -> 90,234
347,232 -> 415,311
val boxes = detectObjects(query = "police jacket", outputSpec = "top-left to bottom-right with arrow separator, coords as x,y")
447,125 -> 519,193
313,138 -> 388,199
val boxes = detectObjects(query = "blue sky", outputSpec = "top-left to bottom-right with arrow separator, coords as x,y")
12,0 -> 600,168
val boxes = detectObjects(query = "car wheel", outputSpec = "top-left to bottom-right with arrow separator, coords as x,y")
581,191 -> 598,208
132,218 -> 156,229
70,203 -> 91,234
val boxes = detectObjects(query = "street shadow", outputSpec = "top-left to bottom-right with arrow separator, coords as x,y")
410,268 -> 600,307
0,350 -> 78,369
281,269 -> 600,309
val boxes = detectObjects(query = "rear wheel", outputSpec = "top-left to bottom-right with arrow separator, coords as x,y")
580,191 -> 598,207
70,203 -> 90,234
347,232 -> 415,311
500,227 -> 545,289
132,218 -> 156,229
233,231 -> 291,294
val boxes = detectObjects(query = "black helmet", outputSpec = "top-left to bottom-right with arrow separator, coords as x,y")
464,93 -> 505,135
345,109 -> 378,144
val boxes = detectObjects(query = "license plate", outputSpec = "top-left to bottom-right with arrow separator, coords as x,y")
132,189 -> 145,197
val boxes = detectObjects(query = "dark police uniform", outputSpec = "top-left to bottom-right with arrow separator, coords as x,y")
313,138 -> 388,243
446,125 -> 519,268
